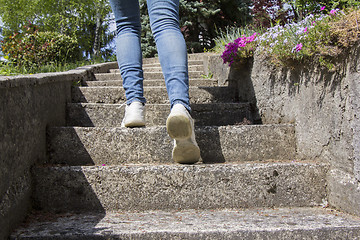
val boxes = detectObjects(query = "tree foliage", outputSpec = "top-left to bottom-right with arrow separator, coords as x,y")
0,0 -> 114,59
251,0 -> 292,29
180,0 -> 252,52
138,0 -> 252,57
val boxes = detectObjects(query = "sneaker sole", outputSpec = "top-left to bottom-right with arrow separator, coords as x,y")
166,115 -> 192,139
173,139 -> 200,164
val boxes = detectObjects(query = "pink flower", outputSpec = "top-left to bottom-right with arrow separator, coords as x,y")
102,164 -> 106,166
330,9 -> 338,15
295,43 -> 303,52
320,6 -> 326,11
304,27 -> 308,33
221,32 -> 257,66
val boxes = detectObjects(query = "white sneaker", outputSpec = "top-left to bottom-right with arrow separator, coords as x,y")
166,104 -> 200,164
121,101 -> 146,127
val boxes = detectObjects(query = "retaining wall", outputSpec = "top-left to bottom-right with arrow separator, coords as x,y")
0,62 -> 117,239
205,42 -> 360,216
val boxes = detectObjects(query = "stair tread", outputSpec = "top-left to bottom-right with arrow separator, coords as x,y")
48,124 -> 296,165
75,86 -> 216,89
71,86 -> 236,104
67,102 -> 249,107
11,207 -> 360,239
143,60 -> 204,67
66,102 -> 252,127
86,79 -> 217,87
32,161 -> 328,212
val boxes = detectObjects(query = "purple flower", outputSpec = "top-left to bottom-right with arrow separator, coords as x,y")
295,43 -> 303,52
330,9 -> 338,15
221,33 -> 257,66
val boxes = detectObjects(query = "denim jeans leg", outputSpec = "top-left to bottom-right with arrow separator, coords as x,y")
109,0 -> 146,104
147,0 -> 191,111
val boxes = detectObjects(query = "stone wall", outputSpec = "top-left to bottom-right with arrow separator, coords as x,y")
0,62 -> 116,239
205,42 -> 360,216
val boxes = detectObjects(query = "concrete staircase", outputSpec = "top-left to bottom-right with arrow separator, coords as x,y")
10,54 -> 360,239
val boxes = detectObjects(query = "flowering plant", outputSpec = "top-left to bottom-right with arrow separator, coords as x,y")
220,7 -> 359,69
221,33 -> 257,66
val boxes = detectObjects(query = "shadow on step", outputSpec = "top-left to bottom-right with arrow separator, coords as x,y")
227,59 -> 262,124
47,127 -> 99,166
31,164 -> 107,233
28,130 -> 107,234
196,127 -> 226,163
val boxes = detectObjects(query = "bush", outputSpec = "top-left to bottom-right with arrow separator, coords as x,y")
1,23 -> 81,69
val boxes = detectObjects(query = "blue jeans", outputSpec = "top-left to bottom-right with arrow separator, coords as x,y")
109,0 -> 191,111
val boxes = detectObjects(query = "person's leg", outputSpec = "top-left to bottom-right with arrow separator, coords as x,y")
109,0 -> 146,127
109,0 -> 146,105
147,0 -> 200,163
147,0 -> 190,111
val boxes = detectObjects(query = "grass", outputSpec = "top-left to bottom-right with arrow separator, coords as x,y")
0,58 -> 114,76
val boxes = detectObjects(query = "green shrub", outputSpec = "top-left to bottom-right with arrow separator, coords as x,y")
1,23 -> 81,69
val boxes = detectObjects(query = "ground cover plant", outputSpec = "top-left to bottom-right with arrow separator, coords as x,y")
219,7 -> 360,69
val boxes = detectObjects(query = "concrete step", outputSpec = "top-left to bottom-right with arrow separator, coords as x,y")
11,207 -> 360,240
143,59 -> 204,68
142,53 -> 208,65
146,65 -> 204,72
31,162 -> 327,212
47,124 -> 295,165
105,71 -> 204,79
66,103 -> 252,127
88,78 -> 217,87
71,86 -> 236,104
110,65 -> 204,73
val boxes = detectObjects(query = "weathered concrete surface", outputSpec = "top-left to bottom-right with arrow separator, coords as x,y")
10,207 -> 360,240
66,103 -> 252,127
88,78 -> 218,87
0,62 -> 120,239
71,86 -> 237,104
108,70 -> 204,79
142,53 -> 207,65
215,41 -> 360,216
141,64 -> 205,73
328,169 -> 360,216
0,73 -> 73,239
32,162 -> 328,212
47,124 -> 295,165
144,59 -> 203,68
204,53 -> 231,86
